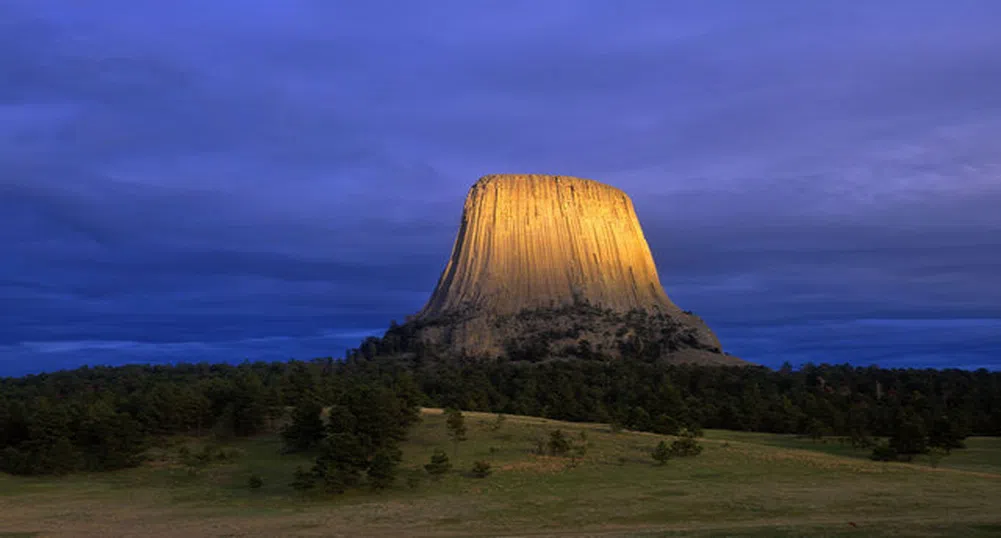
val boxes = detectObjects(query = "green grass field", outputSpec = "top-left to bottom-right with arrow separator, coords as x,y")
2,409 -> 1000,537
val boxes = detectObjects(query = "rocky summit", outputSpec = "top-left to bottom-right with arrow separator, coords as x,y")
398,174 -> 744,365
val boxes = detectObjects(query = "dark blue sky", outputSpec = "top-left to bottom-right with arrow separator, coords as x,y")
2,1 -> 1000,376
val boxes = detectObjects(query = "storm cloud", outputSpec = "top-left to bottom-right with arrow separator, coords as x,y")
2,1 -> 999,375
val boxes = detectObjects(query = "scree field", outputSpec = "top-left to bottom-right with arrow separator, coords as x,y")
2,409 -> 1000,537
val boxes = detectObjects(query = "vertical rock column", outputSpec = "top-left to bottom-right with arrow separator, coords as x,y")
419,174 -> 683,318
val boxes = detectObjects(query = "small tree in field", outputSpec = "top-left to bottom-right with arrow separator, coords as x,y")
652,440 -> 671,465
445,408 -> 468,456
424,448 -> 452,478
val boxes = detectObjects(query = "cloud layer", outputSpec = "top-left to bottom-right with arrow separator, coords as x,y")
2,1 -> 999,375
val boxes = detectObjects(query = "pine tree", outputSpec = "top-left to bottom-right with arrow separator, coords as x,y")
928,414 -> 966,453
176,387 -> 213,434
445,408 -> 467,456
0,397 -> 10,448
25,399 -> 76,474
367,448 -> 401,490
312,433 -> 367,493
26,399 -> 71,449
326,404 -> 357,436
229,371 -> 269,437
43,436 -> 80,475
424,448 -> 452,478
889,415 -> 928,460
281,398 -> 326,452
77,399 -> 145,471
0,446 -> 27,474
0,400 -> 29,449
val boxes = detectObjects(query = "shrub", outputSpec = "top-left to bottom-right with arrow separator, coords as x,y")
547,429 -> 571,456
851,432 -> 875,449
471,460 -> 492,478
927,446 -> 948,468
178,445 -> 206,475
652,440 -> 671,465
317,465 -> 359,494
248,474 -> 264,489
489,413 -> 506,432
669,428 -> 703,457
568,431 -> 589,468
653,414 -> 681,435
870,442 -> 898,462
214,447 -> 242,462
0,447 -> 27,475
290,465 -> 316,491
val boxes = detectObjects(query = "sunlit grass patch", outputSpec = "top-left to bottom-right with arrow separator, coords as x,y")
0,408 -> 998,537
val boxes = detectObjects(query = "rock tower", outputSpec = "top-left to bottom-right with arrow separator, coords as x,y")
400,174 -> 742,365
420,174 -> 676,317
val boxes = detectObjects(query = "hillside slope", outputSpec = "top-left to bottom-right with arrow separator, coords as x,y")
1,409 -> 1000,537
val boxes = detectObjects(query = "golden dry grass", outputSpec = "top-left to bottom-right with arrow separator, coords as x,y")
1,409 -> 999,537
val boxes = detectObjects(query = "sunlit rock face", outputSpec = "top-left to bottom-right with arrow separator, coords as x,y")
406,174 -> 742,365
420,174 -> 675,317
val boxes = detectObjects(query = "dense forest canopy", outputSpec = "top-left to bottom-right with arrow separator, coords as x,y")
2,347 -> 999,476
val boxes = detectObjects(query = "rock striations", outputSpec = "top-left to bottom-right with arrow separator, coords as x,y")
420,174 -> 673,318
399,174 -> 743,366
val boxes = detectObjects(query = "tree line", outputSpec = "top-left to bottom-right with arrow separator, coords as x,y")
0,360 -> 419,475
2,350 -> 999,475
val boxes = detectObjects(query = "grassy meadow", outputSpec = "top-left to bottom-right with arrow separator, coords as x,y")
1,408 -> 1000,537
